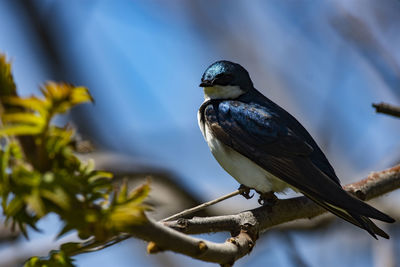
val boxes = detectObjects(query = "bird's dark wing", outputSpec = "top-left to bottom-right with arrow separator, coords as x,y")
237,89 -> 340,184
204,100 -> 314,157
203,100 -> 394,238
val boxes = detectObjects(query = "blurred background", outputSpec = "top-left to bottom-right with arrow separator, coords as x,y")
0,0 -> 400,266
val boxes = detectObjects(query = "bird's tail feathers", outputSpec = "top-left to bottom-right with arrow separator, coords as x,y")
305,194 -> 389,239
339,193 -> 395,224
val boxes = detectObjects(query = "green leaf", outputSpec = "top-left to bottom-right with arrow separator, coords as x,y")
106,182 -> 151,230
0,124 -> 43,136
5,197 -> 25,217
116,180 -> 128,203
2,113 -> 45,126
9,140 -> 23,159
17,220 -> 29,238
40,187 -> 70,210
0,54 -> 16,97
0,142 -> 11,186
24,256 -> 40,267
70,86 -> 94,104
87,171 -> 113,184
57,224 -> 75,239
2,96 -> 49,116
41,82 -> 93,114
83,158 -> 95,174
25,190 -> 45,217
24,251 -> 76,267
107,200 -> 149,230
127,182 -> 151,205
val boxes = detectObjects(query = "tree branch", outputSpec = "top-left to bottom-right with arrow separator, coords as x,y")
81,165 -> 400,266
164,165 -> 400,235
131,219 -> 257,266
372,102 -> 400,118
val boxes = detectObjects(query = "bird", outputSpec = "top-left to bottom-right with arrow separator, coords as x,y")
197,60 -> 395,239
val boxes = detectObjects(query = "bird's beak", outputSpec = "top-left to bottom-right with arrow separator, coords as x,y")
199,80 -> 213,87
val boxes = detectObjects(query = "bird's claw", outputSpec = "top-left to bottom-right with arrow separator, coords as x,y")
238,184 -> 254,200
258,192 -> 277,206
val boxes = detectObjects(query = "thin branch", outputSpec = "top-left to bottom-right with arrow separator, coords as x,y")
161,189 -> 242,222
372,102 -> 400,118
67,235 -> 131,257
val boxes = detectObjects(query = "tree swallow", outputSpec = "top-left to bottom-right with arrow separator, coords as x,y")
198,60 -> 394,239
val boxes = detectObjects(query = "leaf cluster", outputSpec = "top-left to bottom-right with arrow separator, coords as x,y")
0,54 -> 150,266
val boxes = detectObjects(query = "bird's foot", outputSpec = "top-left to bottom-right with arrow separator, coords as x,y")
257,191 -> 277,206
238,184 -> 254,200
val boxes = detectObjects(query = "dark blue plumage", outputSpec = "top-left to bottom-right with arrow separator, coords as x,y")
198,60 -> 394,239
200,60 -> 253,89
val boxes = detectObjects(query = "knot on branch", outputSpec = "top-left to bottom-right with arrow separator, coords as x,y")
177,218 -> 189,228
226,222 -> 259,266
197,241 -> 208,255
147,241 -> 164,254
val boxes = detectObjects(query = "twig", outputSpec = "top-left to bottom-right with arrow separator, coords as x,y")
74,235 -> 131,255
67,234 -> 131,257
161,189 -> 243,222
372,102 -> 400,118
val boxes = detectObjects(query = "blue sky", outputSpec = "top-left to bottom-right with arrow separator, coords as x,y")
1,1 -> 400,266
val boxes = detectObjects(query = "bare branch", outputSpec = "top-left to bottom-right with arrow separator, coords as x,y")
372,102 -> 400,118
164,165 -> 400,235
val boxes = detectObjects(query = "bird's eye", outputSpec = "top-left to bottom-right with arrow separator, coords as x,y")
213,74 -> 233,85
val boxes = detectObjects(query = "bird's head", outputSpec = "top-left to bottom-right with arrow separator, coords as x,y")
199,60 -> 253,100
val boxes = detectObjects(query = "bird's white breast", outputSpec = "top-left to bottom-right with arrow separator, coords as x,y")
198,110 -> 289,193
203,85 -> 244,100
